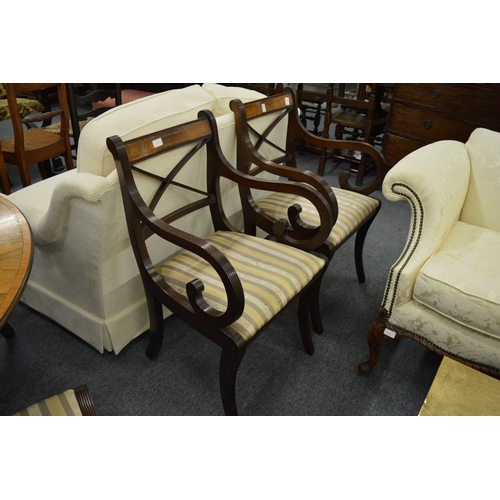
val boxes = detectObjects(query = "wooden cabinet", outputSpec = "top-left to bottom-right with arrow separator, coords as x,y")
382,84 -> 500,167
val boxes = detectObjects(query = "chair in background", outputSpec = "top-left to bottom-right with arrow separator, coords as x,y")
107,110 -> 332,415
0,83 -> 45,122
238,83 -> 284,95
13,385 -> 97,416
65,84 -> 153,151
0,83 -> 74,188
230,88 -> 387,288
296,83 -> 330,137
319,83 -> 387,183
358,128 -> 500,381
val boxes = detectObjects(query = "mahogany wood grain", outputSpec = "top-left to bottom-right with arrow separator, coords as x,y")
0,196 -> 33,336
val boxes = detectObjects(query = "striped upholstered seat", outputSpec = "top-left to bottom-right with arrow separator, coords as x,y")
256,188 -> 380,248
13,385 -> 97,416
158,231 -> 326,342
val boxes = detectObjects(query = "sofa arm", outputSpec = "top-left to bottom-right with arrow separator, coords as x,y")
381,139 -> 471,313
14,172 -> 116,246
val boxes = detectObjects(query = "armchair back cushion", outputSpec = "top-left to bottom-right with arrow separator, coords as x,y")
460,127 -> 500,232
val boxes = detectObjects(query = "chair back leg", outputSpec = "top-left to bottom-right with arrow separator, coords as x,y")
219,340 -> 247,416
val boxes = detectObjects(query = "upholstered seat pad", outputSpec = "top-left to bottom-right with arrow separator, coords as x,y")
0,98 -> 44,121
256,188 -> 380,247
13,389 -> 82,416
157,231 -> 325,341
414,221 -> 500,340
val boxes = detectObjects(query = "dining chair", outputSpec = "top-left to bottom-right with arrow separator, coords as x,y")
229,87 -> 387,287
107,109 -> 333,415
0,83 -> 74,188
319,83 -> 388,183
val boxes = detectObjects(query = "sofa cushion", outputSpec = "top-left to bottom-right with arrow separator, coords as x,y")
461,128 -> 500,232
202,83 -> 265,117
413,221 -> 500,340
77,84 -> 216,177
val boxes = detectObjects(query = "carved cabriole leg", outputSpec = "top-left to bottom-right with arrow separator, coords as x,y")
219,336 -> 246,416
145,294 -> 165,360
358,308 -> 387,375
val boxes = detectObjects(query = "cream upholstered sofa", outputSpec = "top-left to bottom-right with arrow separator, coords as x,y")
359,128 -> 500,378
6,83 -> 283,354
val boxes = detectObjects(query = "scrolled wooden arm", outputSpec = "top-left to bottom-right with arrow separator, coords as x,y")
107,133 -> 245,329
140,204 -> 246,329
200,120 -> 336,252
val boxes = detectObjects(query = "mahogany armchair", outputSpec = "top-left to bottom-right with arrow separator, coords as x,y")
229,88 -> 388,285
107,110 -> 334,416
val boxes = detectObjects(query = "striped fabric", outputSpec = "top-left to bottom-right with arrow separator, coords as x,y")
157,231 -> 326,341
13,389 -> 83,416
256,188 -> 380,247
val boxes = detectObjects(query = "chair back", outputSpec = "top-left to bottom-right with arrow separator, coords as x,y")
106,112 -> 235,282
6,83 -> 71,142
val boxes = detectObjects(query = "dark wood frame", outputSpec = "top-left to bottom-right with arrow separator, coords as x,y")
74,385 -> 98,416
67,84 -> 123,151
229,87 -> 388,283
106,110 -> 332,415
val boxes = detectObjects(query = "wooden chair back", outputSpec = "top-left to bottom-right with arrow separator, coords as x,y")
67,84 -> 123,150
1,83 -> 74,188
322,83 -> 387,183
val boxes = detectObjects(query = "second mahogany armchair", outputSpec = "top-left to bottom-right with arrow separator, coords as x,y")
229,88 -> 388,285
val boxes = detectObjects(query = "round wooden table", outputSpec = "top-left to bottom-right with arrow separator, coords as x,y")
0,196 -> 33,338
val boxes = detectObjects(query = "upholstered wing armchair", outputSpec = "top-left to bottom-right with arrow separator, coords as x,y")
359,128 -> 500,378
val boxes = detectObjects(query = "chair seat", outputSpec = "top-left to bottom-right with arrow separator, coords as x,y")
14,389 -> 82,416
43,116 -> 94,136
157,231 -> 326,341
332,109 -> 386,129
0,98 -> 44,121
1,127 -> 63,154
414,221 -> 500,340
256,188 -> 380,247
